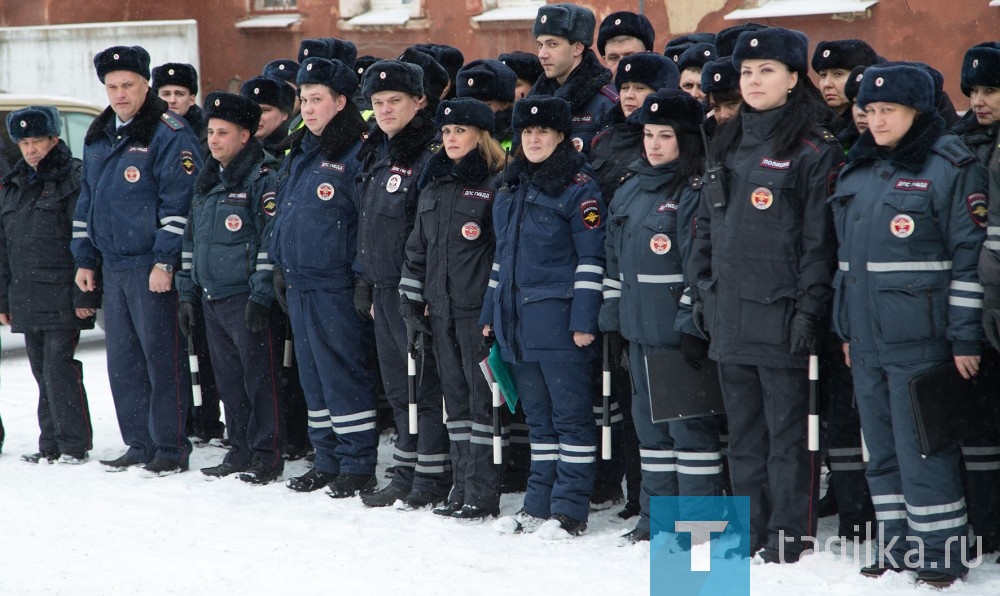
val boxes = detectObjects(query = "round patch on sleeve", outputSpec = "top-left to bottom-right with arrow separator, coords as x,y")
967,192 -> 988,229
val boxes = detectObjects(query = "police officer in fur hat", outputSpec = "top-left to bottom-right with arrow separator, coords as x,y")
241,76 -> 297,161
356,60 -> 451,509
677,43 -> 716,102
702,57 -> 742,127
836,63 -> 988,587
596,11 -> 655,76
152,63 -> 206,152
811,40 -> 880,135
528,3 -> 618,155
175,92 -> 285,484
0,106 -> 97,465
456,59 -> 519,150
499,51 -> 544,101
73,45 -> 203,476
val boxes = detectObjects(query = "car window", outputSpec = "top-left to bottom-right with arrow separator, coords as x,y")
62,112 -> 93,159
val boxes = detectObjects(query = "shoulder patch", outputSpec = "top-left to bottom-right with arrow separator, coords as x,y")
160,113 -> 185,131
580,198 -> 601,229
967,192 -> 988,228
262,191 -> 277,217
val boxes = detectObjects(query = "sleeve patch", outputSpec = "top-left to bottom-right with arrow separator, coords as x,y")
967,192 -> 988,229
180,150 -> 196,176
580,199 -> 601,229
262,191 -> 277,217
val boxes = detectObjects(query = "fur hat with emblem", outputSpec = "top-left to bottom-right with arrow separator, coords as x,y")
532,3 -> 596,47
499,51 -> 544,85
733,27 -> 809,75
597,11 -> 655,56
856,63 -> 935,113
811,40 -> 879,74
297,38 -> 357,69
413,44 -> 465,82
152,63 -> 198,95
240,76 -> 297,114
436,97 -> 495,132
677,43 -> 717,72
94,45 -> 151,83
204,92 -> 261,135
714,23 -> 767,58
615,53 -> 680,92
6,105 -> 60,142
399,47 -> 449,100
297,57 -> 359,98
361,59 -> 425,100
961,42 -> 1000,96
844,65 -> 869,103
663,33 -> 716,65
457,60 -> 518,103
632,89 -> 704,132
262,59 -> 300,86
701,57 -> 739,95
512,96 -> 572,136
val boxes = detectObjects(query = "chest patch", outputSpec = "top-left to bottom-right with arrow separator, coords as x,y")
657,201 -> 678,213
572,137 -> 585,152
890,214 -> 915,238
462,188 -> 493,201
227,192 -> 247,201
123,166 -> 141,183
894,178 -> 931,191
225,214 -> 243,232
320,161 -> 345,172
317,182 -> 335,201
760,158 -> 791,170
967,192 -> 988,229
386,174 -> 402,193
750,187 -> 773,210
650,233 -> 671,255
389,165 -> 412,177
461,221 -> 481,240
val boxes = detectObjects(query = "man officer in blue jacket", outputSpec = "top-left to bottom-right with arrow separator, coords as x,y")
72,46 -> 203,476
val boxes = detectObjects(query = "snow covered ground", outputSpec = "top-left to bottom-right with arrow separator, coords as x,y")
2,342 -> 1000,595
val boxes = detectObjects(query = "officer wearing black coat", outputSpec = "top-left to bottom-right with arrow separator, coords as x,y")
355,60 -> 451,508
242,76 -> 296,164
689,28 -> 842,562
0,106 -> 97,464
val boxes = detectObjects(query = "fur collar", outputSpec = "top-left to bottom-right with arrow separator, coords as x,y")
4,140 -> 75,185
951,109 -> 998,142
194,138 -> 265,194
278,102 -> 369,161
418,146 -> 491,190
529,50 -> 613,112
358,109 -> 437,166
183,104 -> 206,137
504,140 -> 586,196
848,111 -> 945,172
85,90 -> 170,147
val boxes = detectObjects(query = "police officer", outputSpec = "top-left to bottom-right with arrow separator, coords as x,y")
702,58 -> 742,129
241,78 -> 297,170
399,97 -> 506,518
663,33 -> 716,67
0,106 -> 97,464
399,48 -> 450,116
595,11 -> 655,77
811,40 -> 880,137
455,60 -> 519,151
482,96 -> 605,537
175,92 -> 285,484
960,42 -> 1000,557
355,60 -> 451,509
272,57 -> 379,497
152,63 -> 206,153
600,90 -> 723,544
72,45 -> 203,476
677,43 -> 716,102
529,3 -> 619,155
689,28 -> 842,562
411,44 -> 465,100
498,51 -> 543,102
833,64 -> 987,587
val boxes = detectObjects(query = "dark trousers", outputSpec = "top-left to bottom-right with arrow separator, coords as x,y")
372,285 -> 450,494
630,342 -> 723,532
431,314 -> 501,510
272,314 -> 310,450
718,362 -> 818,554
852,361 -> 969,577
24,328 -> 92,456
960,430 -> 1000,550
102,265 -> 191,464
514,359 -> 598,522
288,286 -> 378,475
202,293 -> 284,471
185,299 -> 223,440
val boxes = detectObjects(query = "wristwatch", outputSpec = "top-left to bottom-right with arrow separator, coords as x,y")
154,263 -> 174,273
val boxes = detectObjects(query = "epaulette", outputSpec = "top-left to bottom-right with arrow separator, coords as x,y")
618,170 -> 637,186
361,131 -> 370,142
426,141 -> 442,154
933,135 -> 976,167
160,113 -> 185,131
819,128 -> 839,145
573,172 -> 593,186
689,175 -> 704,190
599,85 -> 620,102
260,165 -> 271,176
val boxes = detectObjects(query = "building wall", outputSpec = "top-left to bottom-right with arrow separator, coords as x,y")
0,0 -> 996,105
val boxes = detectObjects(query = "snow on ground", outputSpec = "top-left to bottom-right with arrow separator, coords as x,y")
1,342 -> 1000,595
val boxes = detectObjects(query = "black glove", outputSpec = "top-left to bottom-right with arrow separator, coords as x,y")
680,333 -> 710,370
789,310 -> 821,355
404,314 -> 433,352
692,299 -> 709,339
983,296 -> 1000,352
354,280 -> 373,320
481,327 -> 495,352
178,301 -> 196,338
246,300 -> 270,333
272,268 -> 288,315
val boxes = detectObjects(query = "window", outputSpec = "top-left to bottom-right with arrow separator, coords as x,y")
342,0 -> 424,27
473,0 -> 543,24
724,0 -> 878,20
254,0 -> 297,10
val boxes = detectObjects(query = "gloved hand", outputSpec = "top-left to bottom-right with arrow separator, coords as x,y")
246,300 -> 270,333
354,280 -> 373,320
178,301 -> 196,338
692,300 -> 709,339
789,310 -> 821,355
983,296 -> 1000,352
598,301 -> 620,333
680,333 -> 710,370
404,314 -> 433,352
272,268 -> 288,315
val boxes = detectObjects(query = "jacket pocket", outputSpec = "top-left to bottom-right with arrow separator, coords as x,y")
737,280 -> 796,345
872,272 -> 947,344
519,283 -> 575,351
830,269 -> 850,341
881,192 -> 941,247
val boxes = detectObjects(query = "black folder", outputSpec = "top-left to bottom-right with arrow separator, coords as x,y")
645,350 -> 725,423
908,354 -> 1000,457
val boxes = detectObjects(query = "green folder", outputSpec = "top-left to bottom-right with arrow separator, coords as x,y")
480,342 -> 519,413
